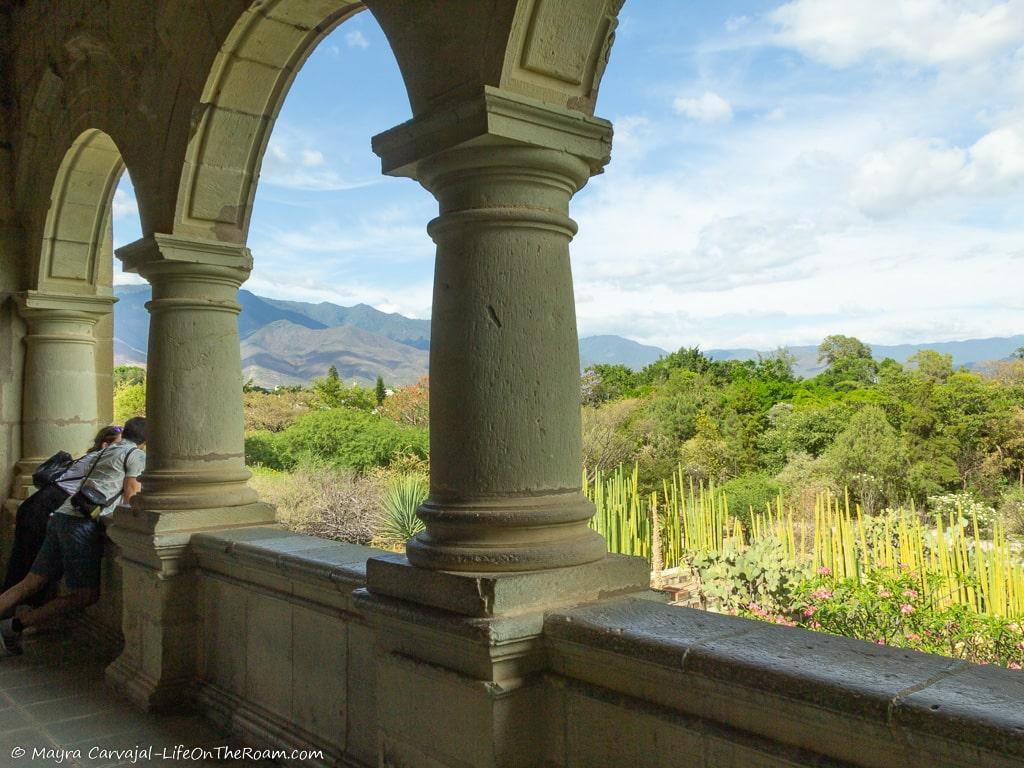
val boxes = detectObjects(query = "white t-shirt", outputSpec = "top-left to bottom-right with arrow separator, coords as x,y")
55,440 -> 146,517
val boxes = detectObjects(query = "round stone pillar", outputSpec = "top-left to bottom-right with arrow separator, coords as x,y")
109,234 -> 273,712
16,292 -> 114,468
119,235 -> 257,512
372,88 -> 615,573
410,144 -> 604,572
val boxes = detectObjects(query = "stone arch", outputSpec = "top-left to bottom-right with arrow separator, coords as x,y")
173,0 -> 624,245
173,0 -> 366,244
36,128 -> 125,295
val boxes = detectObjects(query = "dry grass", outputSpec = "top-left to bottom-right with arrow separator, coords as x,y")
249,465 -> 384,545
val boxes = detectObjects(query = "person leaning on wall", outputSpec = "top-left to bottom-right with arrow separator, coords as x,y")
0,425 -> 124,619
0,417 -> 146,655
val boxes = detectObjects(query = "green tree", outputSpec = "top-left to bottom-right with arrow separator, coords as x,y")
312,368 -> 375,411
248,408 -> 429,472
375,375 -> 386,407
114,382 -> 146,423
817,335 -> 878,388
908,350 -> 954,383
581,363 -> 641,404
826,405 -> 907,513
113,365 -> 145,389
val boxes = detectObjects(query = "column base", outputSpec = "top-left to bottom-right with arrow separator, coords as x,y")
106,501 -> 277,712
106,652 -> 194,713
357,555 -> 662,768
367,552 -> 653,618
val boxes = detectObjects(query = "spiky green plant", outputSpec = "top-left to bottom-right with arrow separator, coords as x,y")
380,474 -> 428,543
585,462 -> 1024,618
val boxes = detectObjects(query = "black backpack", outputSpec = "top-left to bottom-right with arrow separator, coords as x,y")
31,452 -> 74,489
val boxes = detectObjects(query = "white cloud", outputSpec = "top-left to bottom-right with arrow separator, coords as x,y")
261,137 -> 376,191
850,123 -> 1024,217
111,188 -> 138,220
725,15 -> 751,32
345,30 -> 369,50
672,91 -> 733,122
771,0 -> 1024,68
300,149 -> 324,167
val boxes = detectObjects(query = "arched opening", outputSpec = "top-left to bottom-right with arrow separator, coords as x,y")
568,2 -> 1024,664
28,128 -> 136,454
174,0 -> 367,245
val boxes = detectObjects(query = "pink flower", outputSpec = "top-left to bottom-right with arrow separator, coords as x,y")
900,604 -> 915,615
898,562 -> 911,570
1008,662 -> 1022,671
875,639 -> 887,646
803,606 -> 817,617
878,589 -> 892,598
905,633 -> 921,642
903,589 -> 919,599
812,588 -> 833,600
817,566 -> 832,576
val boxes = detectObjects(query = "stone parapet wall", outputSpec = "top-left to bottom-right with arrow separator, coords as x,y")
188,528 -> 1024,768
544,599 -> 1024,768
191,527 -> 383,768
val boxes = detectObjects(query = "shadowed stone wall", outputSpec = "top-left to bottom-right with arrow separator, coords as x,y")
193,527 -> 1024,768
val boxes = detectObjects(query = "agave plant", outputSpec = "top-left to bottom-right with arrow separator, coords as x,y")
380,474 -> 428,544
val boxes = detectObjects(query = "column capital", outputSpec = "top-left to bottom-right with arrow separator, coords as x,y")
116,233 -> 253,284
371,86 -> 613,178
16,290 -> 116,321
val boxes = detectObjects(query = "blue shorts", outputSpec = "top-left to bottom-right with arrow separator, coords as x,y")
29,514 -> 104,590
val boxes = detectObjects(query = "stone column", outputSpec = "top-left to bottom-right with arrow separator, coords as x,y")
13,291 -> 114,491
361,89 -> 653,767
376,88 -> 616,575
106,234 -> 274,711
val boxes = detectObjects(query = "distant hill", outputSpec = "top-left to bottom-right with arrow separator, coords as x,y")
708,337 -> 1024,378
112,286 -> 1023,386
579,335 -> 667,370
263,297 -> 430,349
240,320 -> 429,387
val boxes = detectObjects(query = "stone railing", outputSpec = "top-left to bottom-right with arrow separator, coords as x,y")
544,598 -> 1024,768
180,528 -> 1023,768
190,528 -> 383,768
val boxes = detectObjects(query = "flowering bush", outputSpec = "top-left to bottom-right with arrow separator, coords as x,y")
928,492 -> 998,534
776,570 -> 1024,669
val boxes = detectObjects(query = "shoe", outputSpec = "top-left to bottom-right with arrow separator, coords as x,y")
0,618 -> 22,657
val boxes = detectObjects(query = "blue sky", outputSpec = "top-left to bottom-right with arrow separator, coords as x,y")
114,0 -> 1024,351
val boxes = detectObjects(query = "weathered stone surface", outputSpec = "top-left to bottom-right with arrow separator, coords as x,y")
546,598 -> 1024,768
367,551 -> 652,617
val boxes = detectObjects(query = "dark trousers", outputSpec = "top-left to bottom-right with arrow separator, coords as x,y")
1,484 -> 66,616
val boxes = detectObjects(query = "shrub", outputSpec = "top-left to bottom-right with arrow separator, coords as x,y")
783,570 -> 1024,669
244,431 -> 283,469
243,389 -> 314,432
927,491 -> 998,534
250,464 -> 383,545
998,487 -> 1024,537
581,399 -> 643,481
690,538 -> 804,614
378,377 -> 429,427
113,365 -> 146,388
379,474 -> 428,543
113,382 -> 146,423
266,408 -> 428,472
721,473 -> 781,527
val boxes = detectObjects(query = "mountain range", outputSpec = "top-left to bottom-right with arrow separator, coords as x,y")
112,285 -> 1023,386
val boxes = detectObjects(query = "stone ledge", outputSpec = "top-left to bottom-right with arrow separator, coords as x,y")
192,527 -> 382,591
545,598 -> 1024,768
366,552 -> 653,618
